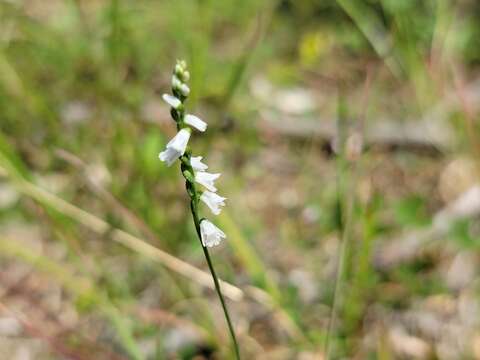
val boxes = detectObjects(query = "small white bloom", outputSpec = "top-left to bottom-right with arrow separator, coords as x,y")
179,83 -> 190,96
185,114 -> 207,132
200,219 -> 226,247
159,129 -> 191,166
195,171 -> 220,192
200,191 -> 226,215
162,94 -> 181,109
191,156 -> 208,171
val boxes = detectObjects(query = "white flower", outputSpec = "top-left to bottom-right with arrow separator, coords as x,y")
200,219 -> 226,247
200,191 -> 226,215
195,171 -> 220,192
185,114 -> 207,132
191,156 -> 208,171
159,129 -> 191,166
162,94 -> 181,109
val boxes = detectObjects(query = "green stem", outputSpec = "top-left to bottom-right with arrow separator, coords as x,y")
325,91 -> 356,359
190,199 -> 241,359
182,156 -> 240,359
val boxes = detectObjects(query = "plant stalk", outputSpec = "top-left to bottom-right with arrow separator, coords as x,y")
189,198 -> 241,359
181,151 -> 240,359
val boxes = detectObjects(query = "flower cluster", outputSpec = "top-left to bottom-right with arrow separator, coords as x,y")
159,60 -> 227,247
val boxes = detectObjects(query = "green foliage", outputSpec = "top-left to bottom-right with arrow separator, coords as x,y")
393,195 -> 430,227
449,219 -> 480,250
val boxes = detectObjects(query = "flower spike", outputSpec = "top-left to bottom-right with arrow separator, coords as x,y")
157,60 -> 239,358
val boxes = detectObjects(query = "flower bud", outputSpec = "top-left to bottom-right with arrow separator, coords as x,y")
182,169 -> 194,183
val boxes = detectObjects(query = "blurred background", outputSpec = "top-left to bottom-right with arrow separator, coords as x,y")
0,0 -> 479,359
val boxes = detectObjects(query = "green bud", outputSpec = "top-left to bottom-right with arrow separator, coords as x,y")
182,169 -> 194,183
186,184 -> 195,198
175,63 -> 183,75
171,75 -> 182,90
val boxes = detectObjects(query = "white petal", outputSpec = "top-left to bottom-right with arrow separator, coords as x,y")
162,94 -> 181,109
191,156 -> 208,171
159,129 -> 191,166
167,129 -> 190,154
200,219 -> 226,247
159,147 -> 180,166
185,114 -> 207,132
195,171 -> 220,192
200,191 -> 226,215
